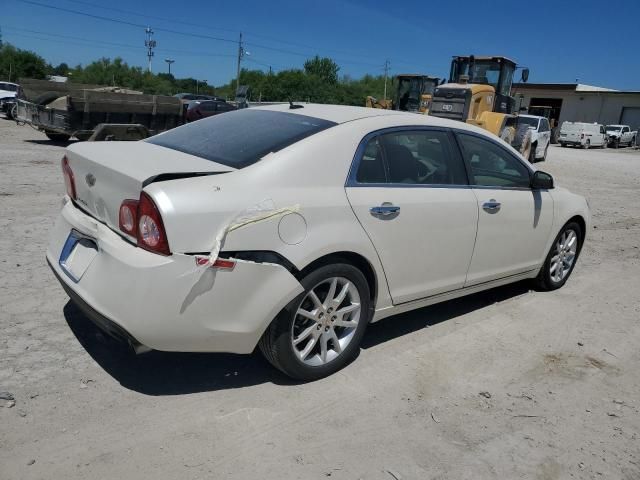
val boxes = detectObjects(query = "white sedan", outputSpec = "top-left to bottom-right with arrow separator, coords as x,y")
47,104 -> 590,380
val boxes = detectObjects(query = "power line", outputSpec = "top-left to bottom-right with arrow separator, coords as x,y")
60,0 -> 373,59
3,26 -> 238,58
14,0 -> 393,69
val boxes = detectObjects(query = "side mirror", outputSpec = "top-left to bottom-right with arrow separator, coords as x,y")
521,68 -> 530,83
531,170 -> 554,189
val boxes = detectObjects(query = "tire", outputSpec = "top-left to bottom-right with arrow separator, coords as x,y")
259,263 -> 372,380
560,143 -> 566,147
583,139 -> 590,149
533,221 -> 582,291
74,132 -> 93,141
33,92 -> 62,106
528,142 -> 537,163
542,143 -> 549,161
45,132 -> 71,142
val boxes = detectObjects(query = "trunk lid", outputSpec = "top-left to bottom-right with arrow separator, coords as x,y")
65,141 -> 232,232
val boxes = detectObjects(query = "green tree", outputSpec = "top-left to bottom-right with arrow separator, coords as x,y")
0,43 -> 48,82
304,56 -> 340,85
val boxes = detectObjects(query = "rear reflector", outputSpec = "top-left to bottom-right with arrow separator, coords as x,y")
61,155 -> 76,200
195,256 -> 236,269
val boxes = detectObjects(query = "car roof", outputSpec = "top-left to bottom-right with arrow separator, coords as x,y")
606,124 -> 624,127
252,102 -> 474,126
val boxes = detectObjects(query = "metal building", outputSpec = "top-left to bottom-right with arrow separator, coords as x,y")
512,83 -> 640,131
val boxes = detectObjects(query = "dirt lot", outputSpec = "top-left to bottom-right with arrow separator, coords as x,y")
1,118 -> 639,480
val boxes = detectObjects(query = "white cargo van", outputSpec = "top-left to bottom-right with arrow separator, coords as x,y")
559,122 -> 607,149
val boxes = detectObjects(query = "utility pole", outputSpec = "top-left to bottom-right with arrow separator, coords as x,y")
145,27 -> 156,73
383,59 -> 390,100
165,58 -> 175,75
235,32 -> 244,99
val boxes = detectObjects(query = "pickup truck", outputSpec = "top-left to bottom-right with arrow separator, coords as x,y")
0,81 -> 21,119
605,125 -> 637,148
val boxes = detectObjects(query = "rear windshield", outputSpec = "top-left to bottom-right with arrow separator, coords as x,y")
147,109 -> 337,169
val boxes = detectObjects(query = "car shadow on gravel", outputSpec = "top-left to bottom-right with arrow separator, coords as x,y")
63,302 -> 295,396
23,139 -> 76,147
64,281 -> 531,395
361,281 -> 531,349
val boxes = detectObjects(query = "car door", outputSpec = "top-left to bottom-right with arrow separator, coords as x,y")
346,128 -> 478,304
622,126 -> 631,143
455,132 -> 554,285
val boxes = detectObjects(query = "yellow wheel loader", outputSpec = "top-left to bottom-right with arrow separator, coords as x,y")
429,56 -> 536,161
366,74 -> 440,114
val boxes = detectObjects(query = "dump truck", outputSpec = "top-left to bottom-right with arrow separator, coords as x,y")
15,79 -> 184,141
429,56 -> 537,161
366,74 -> 440,114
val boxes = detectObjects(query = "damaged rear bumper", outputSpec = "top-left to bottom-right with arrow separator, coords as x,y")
47,200 -> 304,354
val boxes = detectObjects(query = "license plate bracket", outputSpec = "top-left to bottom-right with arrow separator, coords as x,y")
59,230 -> 98,283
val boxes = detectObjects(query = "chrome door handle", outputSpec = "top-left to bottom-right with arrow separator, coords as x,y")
482,199 -> 501,212
370,205 -> 400,217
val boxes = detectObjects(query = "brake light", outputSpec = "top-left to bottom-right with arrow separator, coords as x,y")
118,193 -> 170,255
61,155 -> 76,199
137,192 -> 170,255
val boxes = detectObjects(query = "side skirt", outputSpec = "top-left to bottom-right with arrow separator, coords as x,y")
371,269 -> 538,322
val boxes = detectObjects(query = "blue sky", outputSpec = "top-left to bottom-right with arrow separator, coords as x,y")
2,0 -> 639,90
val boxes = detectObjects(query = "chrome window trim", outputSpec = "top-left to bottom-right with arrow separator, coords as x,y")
346,125 -> 536,191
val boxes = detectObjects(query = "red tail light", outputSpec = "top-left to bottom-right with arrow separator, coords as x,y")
118,193 -> 170,255
61,155 -> 76,199
119,200 -> 138,236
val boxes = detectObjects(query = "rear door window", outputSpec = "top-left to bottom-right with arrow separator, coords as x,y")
148,109 -> 336,169
355,129 -> 468,185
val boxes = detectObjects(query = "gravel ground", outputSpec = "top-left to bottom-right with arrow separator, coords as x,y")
1,119 -> 640,480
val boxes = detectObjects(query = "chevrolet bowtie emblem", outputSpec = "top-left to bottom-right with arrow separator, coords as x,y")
85,173 -> 96,187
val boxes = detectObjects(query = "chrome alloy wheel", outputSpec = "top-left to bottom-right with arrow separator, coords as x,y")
550,228 -> 578,283
291,277 -> 361,366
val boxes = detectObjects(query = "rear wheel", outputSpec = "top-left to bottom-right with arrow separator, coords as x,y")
533,221 -> 582,291
259,263 -> 371,380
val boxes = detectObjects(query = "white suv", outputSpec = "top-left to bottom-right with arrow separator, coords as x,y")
517,114 -> 551,162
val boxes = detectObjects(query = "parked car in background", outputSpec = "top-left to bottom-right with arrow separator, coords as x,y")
605,125 -> 637,148
516,114 -> 551,161
559,122 -> 607,149
0,81 -> 22,119
185,99 -> 236,122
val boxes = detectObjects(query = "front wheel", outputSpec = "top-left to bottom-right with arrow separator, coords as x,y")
259,263 -> 371,380
542,143 -> 549,161
533,221 -> 582,291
